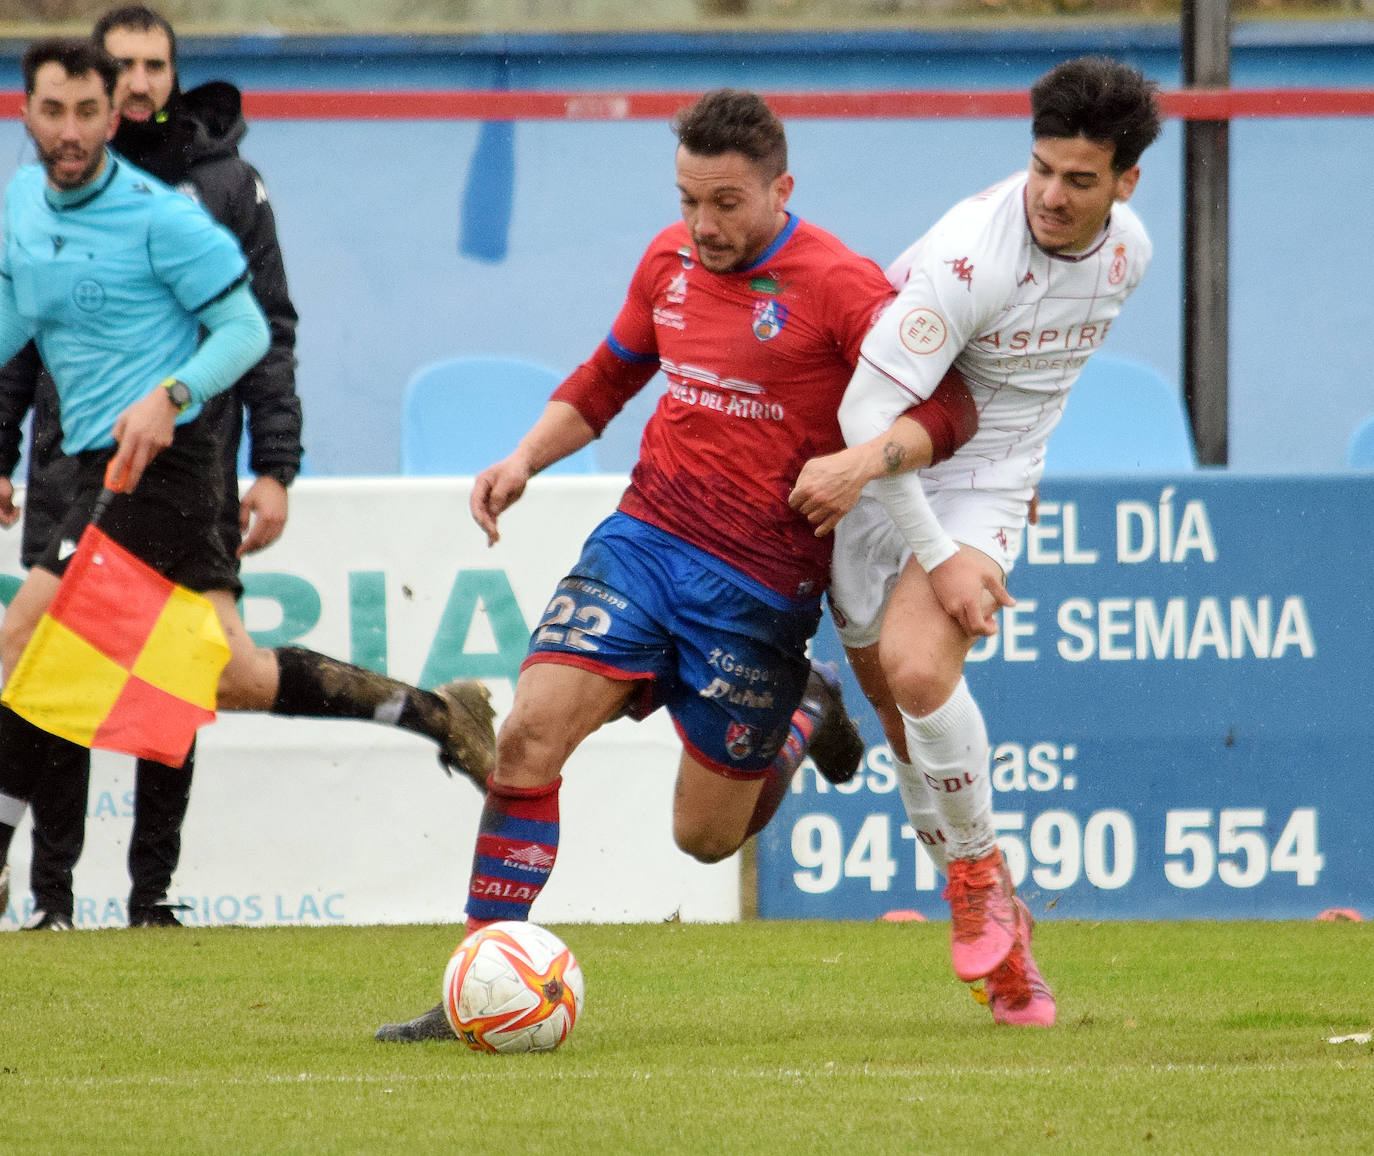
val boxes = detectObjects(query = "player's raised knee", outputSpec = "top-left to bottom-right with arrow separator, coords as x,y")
673,821 -> 742,864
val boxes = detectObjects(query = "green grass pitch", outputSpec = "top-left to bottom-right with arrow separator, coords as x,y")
3,918 -> 1370,1154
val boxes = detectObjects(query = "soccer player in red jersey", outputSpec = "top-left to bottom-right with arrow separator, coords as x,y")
376,89 -> 976,1041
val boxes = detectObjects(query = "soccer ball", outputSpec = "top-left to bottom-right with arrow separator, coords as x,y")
442,921 -> 585,1054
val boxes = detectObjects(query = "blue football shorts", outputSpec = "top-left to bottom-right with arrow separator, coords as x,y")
524,512 -> 822,777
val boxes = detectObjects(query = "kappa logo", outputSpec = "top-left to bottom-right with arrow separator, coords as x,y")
666,271 -> 688,304
1019,269 -> 1037,287
751,298 -> 788,342
946,256 -> 975,290
725,722 -> 758,760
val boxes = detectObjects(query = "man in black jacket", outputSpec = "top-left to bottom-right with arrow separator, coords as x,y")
0,6 -> 302,930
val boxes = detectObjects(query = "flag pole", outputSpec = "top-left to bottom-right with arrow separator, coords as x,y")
89,458 -> 131,526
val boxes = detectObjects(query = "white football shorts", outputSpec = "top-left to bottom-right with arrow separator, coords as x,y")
828,487 -> 1029,649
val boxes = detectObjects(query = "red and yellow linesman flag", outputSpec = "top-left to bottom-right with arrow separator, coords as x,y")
1,521 -> 230,767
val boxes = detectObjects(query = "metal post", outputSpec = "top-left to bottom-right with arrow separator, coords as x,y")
1181,0 -> 1231,465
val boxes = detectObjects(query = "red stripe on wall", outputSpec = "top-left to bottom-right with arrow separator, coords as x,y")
3,87 -> 1368,122
232,87 -> 1374,121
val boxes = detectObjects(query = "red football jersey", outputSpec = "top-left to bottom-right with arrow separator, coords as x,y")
556,215 -> 892,599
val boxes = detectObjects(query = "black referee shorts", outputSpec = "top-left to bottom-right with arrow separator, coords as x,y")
37,413 -> 243,599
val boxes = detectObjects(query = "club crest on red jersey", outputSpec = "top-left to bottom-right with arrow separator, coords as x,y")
752,298 -> 788,342
725,722 -> 758,760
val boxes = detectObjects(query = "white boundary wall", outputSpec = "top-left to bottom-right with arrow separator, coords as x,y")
0,477 -> 740,929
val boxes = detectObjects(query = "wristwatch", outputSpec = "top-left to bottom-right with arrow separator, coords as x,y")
161,377 -> 193,412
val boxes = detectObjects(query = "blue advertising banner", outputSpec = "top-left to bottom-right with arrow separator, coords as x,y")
757,475 -> 1373,920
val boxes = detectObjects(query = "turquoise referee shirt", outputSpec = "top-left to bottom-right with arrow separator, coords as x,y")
0,156 -> 248,453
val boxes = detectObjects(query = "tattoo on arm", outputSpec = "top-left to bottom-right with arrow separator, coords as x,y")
882,441 -> 906,475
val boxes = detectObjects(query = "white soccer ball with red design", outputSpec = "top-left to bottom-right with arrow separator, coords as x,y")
442,921 -> 585,1053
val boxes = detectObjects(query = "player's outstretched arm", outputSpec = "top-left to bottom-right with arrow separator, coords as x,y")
469,400 -> 596,547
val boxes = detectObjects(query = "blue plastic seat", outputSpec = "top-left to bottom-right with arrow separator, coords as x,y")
400,356 -> 597,476
1045,355 -> 1196,474
1346,414 -> 1374,468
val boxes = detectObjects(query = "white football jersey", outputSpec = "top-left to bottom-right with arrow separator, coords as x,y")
860,171 -> 1152,494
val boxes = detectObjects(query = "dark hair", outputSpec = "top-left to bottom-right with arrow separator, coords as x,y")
672,88 -> 788,181
93,4 -> 177,70
1030,56 -> 1162,172
22,37 -> 118,97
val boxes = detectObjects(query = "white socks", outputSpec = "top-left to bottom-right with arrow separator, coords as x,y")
893,755 -> 949,876
897,678 -> 995,861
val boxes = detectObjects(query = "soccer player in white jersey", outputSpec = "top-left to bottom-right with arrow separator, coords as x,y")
789,57 -> 1163,1026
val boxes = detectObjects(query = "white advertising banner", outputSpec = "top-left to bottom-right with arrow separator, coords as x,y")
0,477 -> 741,930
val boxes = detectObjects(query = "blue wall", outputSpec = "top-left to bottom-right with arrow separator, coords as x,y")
3,19 -> 1372,475
762,474 -> 1373,920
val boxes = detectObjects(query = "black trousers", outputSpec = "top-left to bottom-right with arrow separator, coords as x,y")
5,407 -> 237,919
14,713 -> 193,918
